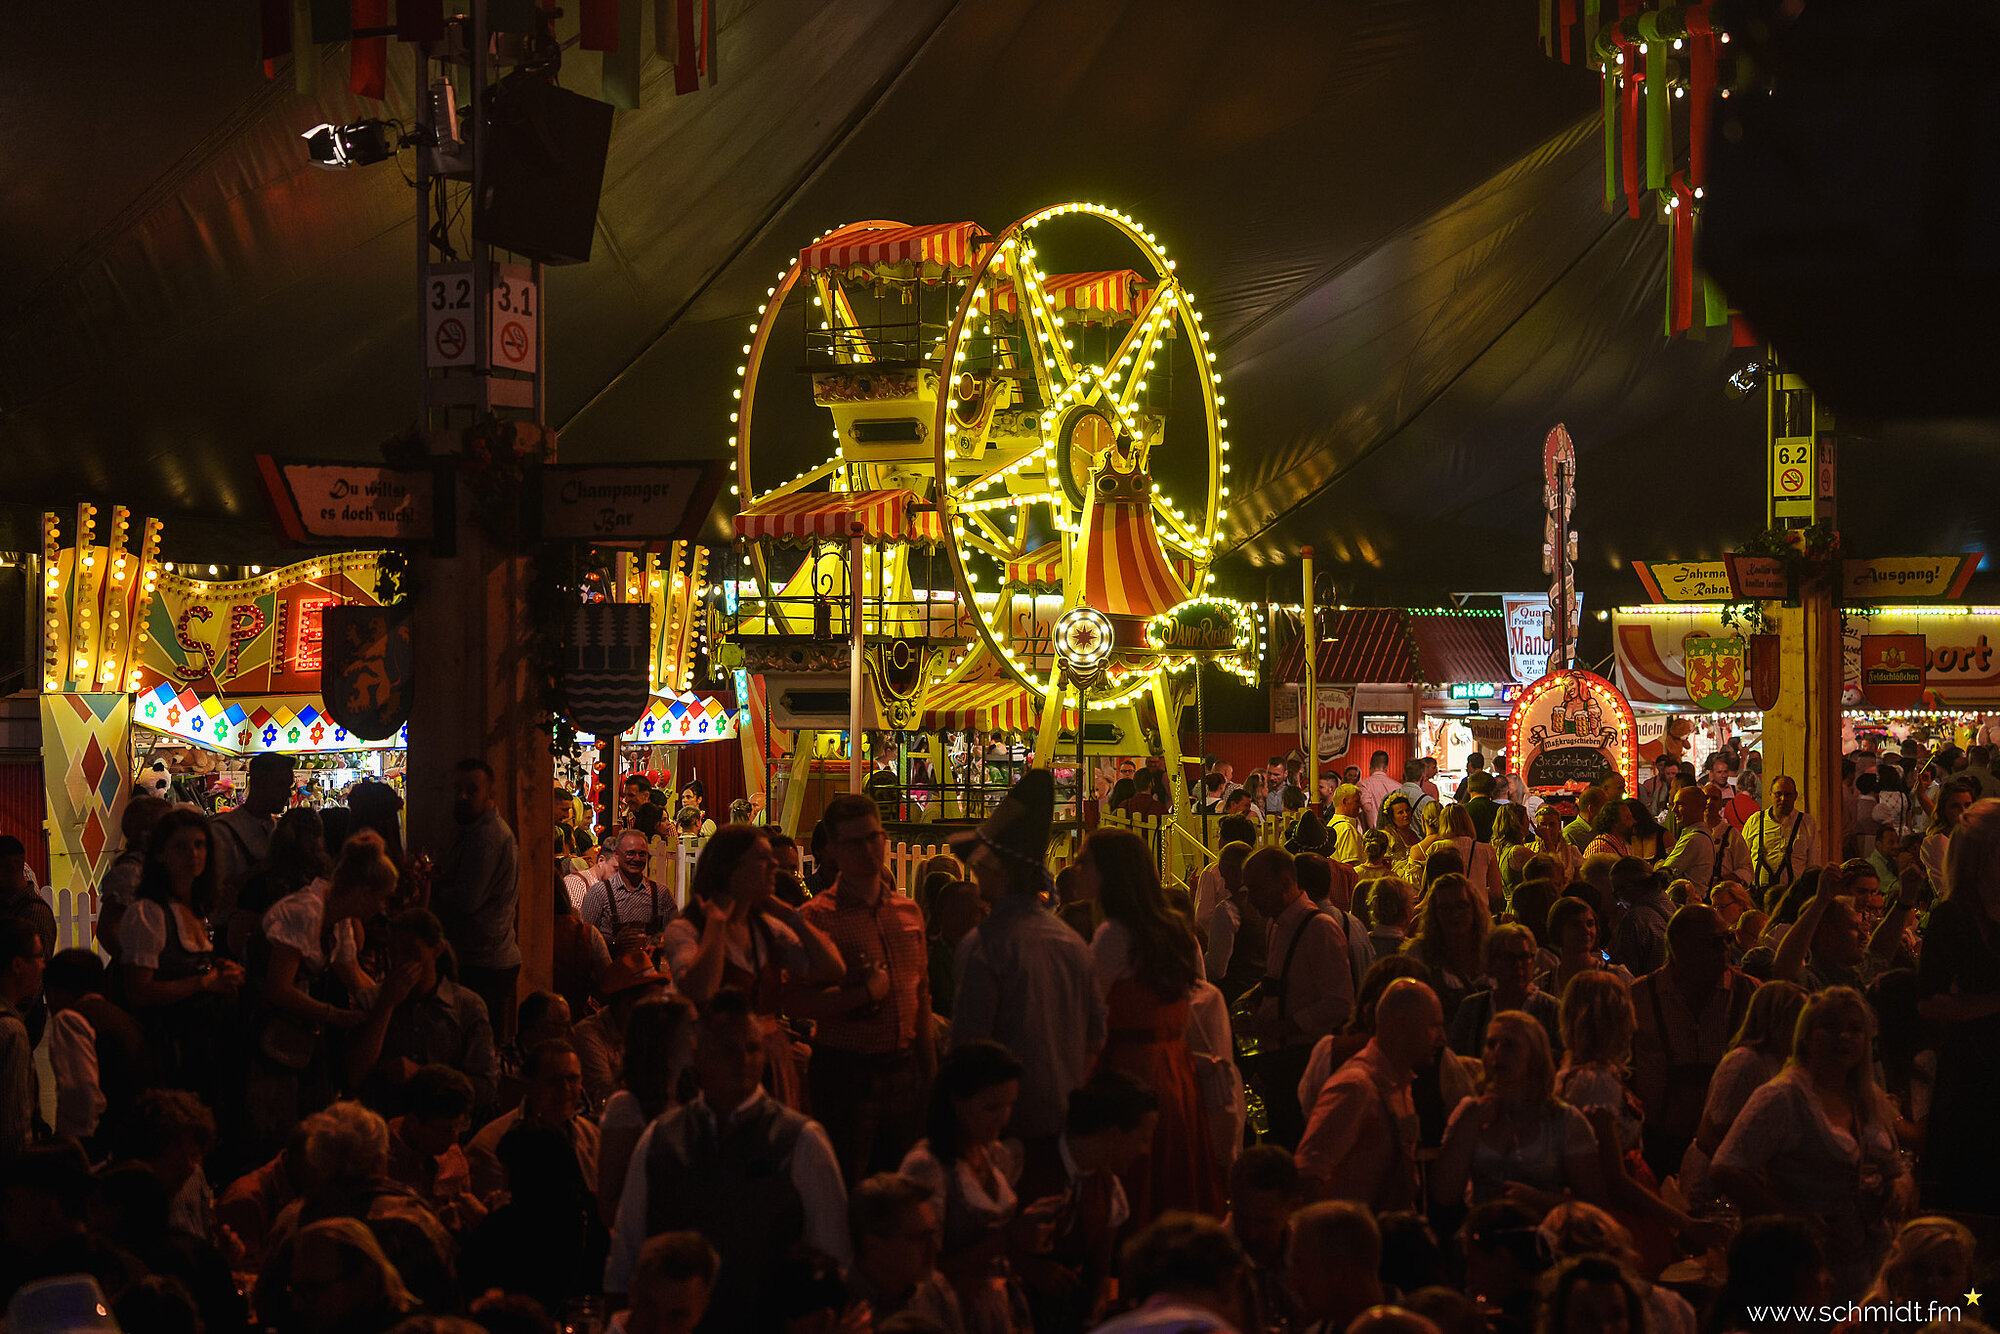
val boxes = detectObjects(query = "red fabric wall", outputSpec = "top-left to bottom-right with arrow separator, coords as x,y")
0,762 -> 48,884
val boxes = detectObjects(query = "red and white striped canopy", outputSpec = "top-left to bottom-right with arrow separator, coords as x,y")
799,222 -> 982,275
1007,538 -> 1194,591
1004,541 -> 1063,587
735,489 -> 943,546
921,681 -> 1074,732
993,270 -> 1152,321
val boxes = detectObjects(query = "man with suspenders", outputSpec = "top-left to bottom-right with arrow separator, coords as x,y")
579,829 -> 678,954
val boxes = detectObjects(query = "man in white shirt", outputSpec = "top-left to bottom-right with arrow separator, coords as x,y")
1356,752 -> 1399,831
579,830 -> 679,951
1244,847 -> 1353,1146
606,992 -> 849,1324
1742,775 -> 1818,901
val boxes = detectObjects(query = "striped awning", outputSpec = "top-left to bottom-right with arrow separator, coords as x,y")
920,681 -> 1075,732
994,270 -> 1152,321
735,490 -> 943,547
1005,541 -> 1063,587
799,222 -> 982,275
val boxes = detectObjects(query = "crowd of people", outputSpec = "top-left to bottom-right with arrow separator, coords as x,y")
1,733 -> 1998,1334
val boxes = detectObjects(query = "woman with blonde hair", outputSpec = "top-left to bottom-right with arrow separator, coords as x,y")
1405,872 -> 1492,1024
1839,1217 -> 1976,1334
1557,971 -> 1643,1156
1418,805 -> 1504,909
1431,1009 -> 1605,1213
1713,987 -> 1914,1293
1679,979 -> 1809,1201
1495,804 -> 1537,888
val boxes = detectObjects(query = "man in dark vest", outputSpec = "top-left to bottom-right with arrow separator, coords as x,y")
604,989 -> 849,1328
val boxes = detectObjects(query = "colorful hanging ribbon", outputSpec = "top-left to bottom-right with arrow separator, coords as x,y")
1667,172 -> 1696,335
1685,2 -> 1717,188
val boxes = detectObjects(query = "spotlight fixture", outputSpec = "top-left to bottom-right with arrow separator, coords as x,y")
302,119 -> 396,168
1724,360 -> 1771,400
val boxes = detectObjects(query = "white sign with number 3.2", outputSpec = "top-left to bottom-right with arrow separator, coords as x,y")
423,263 -> 539,371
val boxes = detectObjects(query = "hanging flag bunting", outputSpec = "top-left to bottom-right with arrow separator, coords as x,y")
580,0 -> 619,51
292,0 -> 319,96
563,604 -> 655,737
309,0 -> 350,44
350,0 -> 388,101
602,0 -> 644,108
260,0 -> 291,79
321,606 -> 415,742
1749,633 -> 1782,711
1544,0 -> 1737,337
1682,636 -> 1746,711
399,0 -> 446,42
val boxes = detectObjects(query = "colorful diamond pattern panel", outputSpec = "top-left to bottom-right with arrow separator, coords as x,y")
133,683 -> 405,756
573,690 -> 738,746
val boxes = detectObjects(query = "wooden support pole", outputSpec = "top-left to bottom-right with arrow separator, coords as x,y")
1762,589 -> 1844,867
1303,545 -> 1318,797
849,526 -> 865,795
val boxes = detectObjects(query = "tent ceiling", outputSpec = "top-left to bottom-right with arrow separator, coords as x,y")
4,0 -> 1994,608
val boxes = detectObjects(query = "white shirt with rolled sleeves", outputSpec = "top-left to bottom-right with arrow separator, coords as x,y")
1742,810 -> 1819,894
1658,824 -> 1717,894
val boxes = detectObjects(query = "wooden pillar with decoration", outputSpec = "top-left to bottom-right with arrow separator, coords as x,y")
1756,369 -> 1843,869
405,470 -> 555,1003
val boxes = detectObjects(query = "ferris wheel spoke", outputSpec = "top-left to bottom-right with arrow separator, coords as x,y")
1002,251 -> 1072,408
1110,287 -> 1176,417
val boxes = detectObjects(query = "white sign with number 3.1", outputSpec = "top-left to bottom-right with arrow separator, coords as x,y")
424,263 -> 539,371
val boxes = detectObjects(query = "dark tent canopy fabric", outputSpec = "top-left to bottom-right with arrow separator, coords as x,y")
4,0 -> 1995,608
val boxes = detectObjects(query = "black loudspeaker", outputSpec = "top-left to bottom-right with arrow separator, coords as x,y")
475,79 -> 615,266
1701,0 -> 2000,418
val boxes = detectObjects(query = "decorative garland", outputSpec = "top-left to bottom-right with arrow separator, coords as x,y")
1537,1 -> 1746,340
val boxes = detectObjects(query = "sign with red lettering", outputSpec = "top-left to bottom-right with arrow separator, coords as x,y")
1503,593 -> 1583,683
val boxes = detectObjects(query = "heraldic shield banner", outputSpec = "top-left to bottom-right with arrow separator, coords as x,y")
321,606 -> 415,741
1682,636 -> 1747,711
564,603 -> 655,738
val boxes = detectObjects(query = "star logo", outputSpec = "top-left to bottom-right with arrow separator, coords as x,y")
1967,1290 -> 1982,1308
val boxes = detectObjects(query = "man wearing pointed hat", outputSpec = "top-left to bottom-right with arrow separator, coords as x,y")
949,769 -> 1106,1144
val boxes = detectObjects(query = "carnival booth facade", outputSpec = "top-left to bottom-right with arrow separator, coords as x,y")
38,506 -> 405,947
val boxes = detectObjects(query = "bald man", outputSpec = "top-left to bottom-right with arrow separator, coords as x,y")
1294,978 -> 1442,1210
1658,786 -> 1717,897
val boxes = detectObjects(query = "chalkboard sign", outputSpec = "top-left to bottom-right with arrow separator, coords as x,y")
1526,745 -> 1615,791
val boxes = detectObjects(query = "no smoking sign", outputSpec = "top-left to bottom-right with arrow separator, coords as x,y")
434,317 -> 467,363
422,262 -> 539,371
